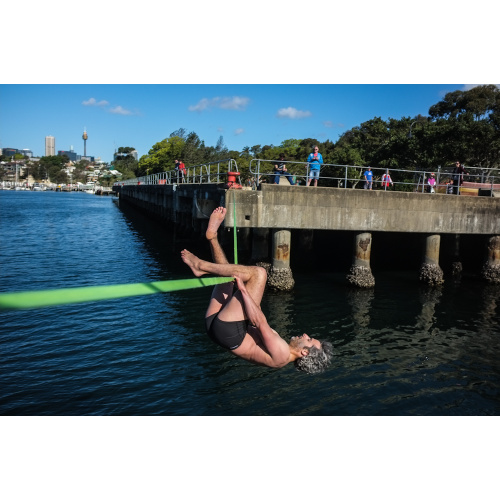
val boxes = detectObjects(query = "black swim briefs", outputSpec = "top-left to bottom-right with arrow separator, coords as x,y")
205,313 -> 248,350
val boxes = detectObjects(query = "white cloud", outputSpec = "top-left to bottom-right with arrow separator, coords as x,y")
108,105 -> 133,115
188,96 -> 250,112
82,97 -> 109,106
276,107 -> 312,119
218,96 -> 249,110
234,128 -> 244,135
323,120 -> 333,128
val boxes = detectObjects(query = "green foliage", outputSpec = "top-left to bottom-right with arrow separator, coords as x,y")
30,155 -> 69,182
134,85 -> 500,185
138,136 -> 185,176
113,146 -> 139,178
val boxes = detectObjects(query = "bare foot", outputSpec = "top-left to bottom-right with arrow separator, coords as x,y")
181,250 -> 207,278
181,249 -> 207,277
206,206 -> 227,240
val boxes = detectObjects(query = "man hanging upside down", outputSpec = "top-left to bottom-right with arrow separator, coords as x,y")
181,207 -> 333,374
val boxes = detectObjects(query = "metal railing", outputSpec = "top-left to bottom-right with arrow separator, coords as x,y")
248,159 -> 500,196
114,157 -> 499,196
114,159 -> 239,187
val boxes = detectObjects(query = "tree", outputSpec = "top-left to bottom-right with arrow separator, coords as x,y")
32,155 -> 69,182
113,147 -> 139,178
429,85 -> 500,178
138,136 -> 185,176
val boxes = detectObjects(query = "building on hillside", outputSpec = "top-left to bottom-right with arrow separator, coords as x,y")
19,149 -> 33,158
2,148 -> 18,157
58,150 -> 81,162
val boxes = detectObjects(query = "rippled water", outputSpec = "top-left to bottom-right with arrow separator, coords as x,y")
1,190 -> 499,415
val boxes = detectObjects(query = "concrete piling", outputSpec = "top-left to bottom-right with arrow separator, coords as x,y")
419,234 -> 444,286
481,235 -> 500,284
451,234 -> 463,276
346,232 -> 375,288
267,229 -> 295,291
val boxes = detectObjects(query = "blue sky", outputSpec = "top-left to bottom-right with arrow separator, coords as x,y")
1,2 -> 497,165
0,84 -> 475,164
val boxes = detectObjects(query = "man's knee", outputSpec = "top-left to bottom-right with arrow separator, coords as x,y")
252,265 -> 267,283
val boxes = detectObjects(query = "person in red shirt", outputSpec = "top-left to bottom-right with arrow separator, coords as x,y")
178,160 -> 186,182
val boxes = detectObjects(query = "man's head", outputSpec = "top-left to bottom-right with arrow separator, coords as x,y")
290,334 -> 333,374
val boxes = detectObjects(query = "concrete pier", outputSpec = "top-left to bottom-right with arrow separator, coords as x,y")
481,235 -> 500,284
114,183 -> 500,288
419,234 -> 444,286
346,232 -> 375,288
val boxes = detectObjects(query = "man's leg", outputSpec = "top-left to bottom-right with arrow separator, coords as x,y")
200,207 -> 267,319
206,206 -> 229,265
183,248 -> 267,321
204,207 -> 232,318
183,208 -> 268,322
182,250 -> 266,301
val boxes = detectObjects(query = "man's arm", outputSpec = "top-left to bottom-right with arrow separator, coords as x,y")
234,276 -> 290,367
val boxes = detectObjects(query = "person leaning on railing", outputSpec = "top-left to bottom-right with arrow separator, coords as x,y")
273,153 -> 296,185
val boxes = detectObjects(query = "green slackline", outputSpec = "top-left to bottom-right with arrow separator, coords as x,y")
233,197 -> 238,265
0,277 -> 234,311
1,201 -> 240,311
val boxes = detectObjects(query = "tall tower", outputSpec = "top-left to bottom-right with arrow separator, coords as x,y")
45,136 -> 55,156
82,127 -> 88,157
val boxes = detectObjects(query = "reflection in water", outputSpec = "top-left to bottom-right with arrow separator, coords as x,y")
415,287 -> 442,334
347,288 -> 374,332
478,285 -> 500,333
264,290 -> 295,339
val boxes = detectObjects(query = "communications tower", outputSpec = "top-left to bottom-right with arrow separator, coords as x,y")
82,127 -> 88,157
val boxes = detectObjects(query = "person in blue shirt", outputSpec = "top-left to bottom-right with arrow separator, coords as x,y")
306,146 -> 323,187
363,166 -> 373,190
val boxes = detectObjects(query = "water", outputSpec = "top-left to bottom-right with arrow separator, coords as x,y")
1,190 -> 499,415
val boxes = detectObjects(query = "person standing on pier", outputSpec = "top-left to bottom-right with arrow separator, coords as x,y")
452,161 -> 468,195
175,159 -> 186,183
181,207 -> 333,374
381,170 -> 394,190
306,146 -> 323,187
363,166 -> 373,190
